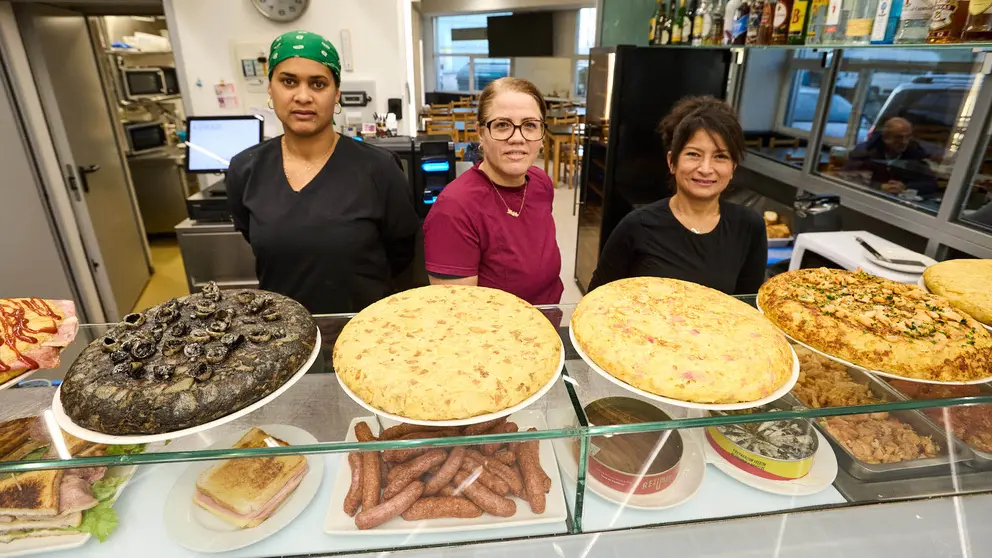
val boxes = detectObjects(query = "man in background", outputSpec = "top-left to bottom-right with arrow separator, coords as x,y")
845,117 -> 939,197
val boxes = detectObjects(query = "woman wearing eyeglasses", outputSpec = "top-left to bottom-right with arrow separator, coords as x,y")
423,77 -> 564,305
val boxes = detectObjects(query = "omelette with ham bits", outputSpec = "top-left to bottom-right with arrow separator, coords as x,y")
758,268 -> 992,383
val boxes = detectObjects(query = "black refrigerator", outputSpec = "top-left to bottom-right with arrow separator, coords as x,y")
574,46 -> 732,293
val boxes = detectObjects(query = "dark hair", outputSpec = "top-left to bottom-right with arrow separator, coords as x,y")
658,96 -> 745,167
477,77 -> 547,126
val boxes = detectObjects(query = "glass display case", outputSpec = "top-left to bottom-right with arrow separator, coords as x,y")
4,300 -> 992,557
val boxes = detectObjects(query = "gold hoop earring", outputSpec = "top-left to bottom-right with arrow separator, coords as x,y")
266,97 -> 274,110
335,104 -> 342,115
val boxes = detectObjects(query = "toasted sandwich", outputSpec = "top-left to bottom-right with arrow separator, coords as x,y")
193,427 -> 308,529
0,418 -> 36,461
0,471 -> 63,519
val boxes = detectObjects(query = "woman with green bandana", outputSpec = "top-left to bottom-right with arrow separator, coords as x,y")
226,31 -> 418,314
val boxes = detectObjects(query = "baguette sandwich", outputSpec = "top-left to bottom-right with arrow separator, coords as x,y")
193,427 -> 308,528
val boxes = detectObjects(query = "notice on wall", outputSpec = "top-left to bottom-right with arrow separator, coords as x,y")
215,82 -> 238,109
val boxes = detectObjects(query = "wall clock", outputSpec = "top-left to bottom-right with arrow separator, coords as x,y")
251,0 -> 309,23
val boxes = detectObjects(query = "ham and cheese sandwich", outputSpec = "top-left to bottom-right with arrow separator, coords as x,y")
0,298 -> 78,385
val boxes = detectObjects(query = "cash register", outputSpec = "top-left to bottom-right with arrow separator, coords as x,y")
184,115 -> 265,222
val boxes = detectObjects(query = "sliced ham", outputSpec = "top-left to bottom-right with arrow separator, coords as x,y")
0,512 -> 82,533
58,475 -> 98,515
64,467 -> 107,484
0,516 -> 10,523
41,301 -> 78,347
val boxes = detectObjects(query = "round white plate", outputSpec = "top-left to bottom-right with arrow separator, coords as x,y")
50,328 -> 322,444
863,250 -> 935,274
568,325 -> 800,411
335,338 -> 565,427
0,369 -> 38,392
917,276 -> 992,333
549,415 -> 705,510
164,424 -> 324,553
704,427 -> 837,496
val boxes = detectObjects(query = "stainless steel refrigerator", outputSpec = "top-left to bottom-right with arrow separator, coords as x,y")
574,46 -> 732,293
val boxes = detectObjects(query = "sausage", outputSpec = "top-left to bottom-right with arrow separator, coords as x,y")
517,435 -> 545,513
542,471 -> 552,494
481,422 -> 519,455
343,453 -> 363,516
462,417 -> 508,436
459,459 -> 511,495
354,422 -> 376,443
464,450 -> 524,496
382,431 -> 455,463
382,450 -> 447,499
401,497 -> 483,520
424,447 -> 465,495
354,422 -> 381,511
438,484 -> 458,497
453,471 -> 516,517
427,464 -> 442,475
379,423 -> 438,440
354,481 -> 424,530
493,450 -> 516,465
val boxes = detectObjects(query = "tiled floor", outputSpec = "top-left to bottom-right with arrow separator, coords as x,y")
132,237 -> 189,313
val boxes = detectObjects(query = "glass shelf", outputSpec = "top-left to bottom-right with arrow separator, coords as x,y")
647,43 -> 992,51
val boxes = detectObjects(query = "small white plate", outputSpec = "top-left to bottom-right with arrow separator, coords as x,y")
324,411 -> 568,534
335,339 -> 565,427
917,276 -> 992,333
0,370 -> 38,392
568,326 -> 800,411
163,424 -> 324,553
50,329 -> 321,444
703,428 -> 837,496
0,465 -> 136,558
756,302 -> 992,386
863,248 -> 935,274
547,409 -> 705,510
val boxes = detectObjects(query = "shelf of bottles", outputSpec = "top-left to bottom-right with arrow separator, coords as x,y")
648,0 -> 992,47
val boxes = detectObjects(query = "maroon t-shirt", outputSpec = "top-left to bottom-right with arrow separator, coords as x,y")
423,165 -> 564,305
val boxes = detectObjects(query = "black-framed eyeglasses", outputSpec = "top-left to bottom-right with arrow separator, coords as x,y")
484,118 -> 546,141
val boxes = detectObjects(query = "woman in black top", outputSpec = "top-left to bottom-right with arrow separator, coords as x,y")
589,96 -> 767,295
227,31 -> 418,314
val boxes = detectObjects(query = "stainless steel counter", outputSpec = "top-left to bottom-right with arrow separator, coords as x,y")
174,218 -> 257,293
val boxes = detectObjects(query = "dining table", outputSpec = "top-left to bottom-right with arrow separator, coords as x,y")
544,123 -> 582,186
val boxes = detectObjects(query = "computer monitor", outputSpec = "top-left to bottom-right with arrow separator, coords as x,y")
185,115 -> 265,173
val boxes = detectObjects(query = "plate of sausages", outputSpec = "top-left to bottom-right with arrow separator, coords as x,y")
323,411 -> 567,533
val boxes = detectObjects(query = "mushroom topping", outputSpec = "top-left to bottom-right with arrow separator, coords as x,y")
271,327 -> 287,339
261,311 -> 281,322
247,296 -> 272,315
247,328 -> 272,343
235,291 -> 256,306
184,342 -> 204,359
214,308 -> 234,322
194,301 -> 217,318
161,337 -> 185,356
221,332 -> 245,348
155,306 -> 178,324
101,336 -> 119,353
122,312 -> 145,328
153,364 -> 176,381
190,362 -> 213,383
113,361 -> 143,379
188,328 -> 211,343
109,350 -> 130,364
130,339 -> 156,360
205,345 -> 229,364
150,325 -> 166,342
201,281 -> 222,302
208,320 -> 231,337
169,321 -> 190,338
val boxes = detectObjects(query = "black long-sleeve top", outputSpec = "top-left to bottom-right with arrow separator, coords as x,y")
589,198 -> 768,295
226,135 -> 419,314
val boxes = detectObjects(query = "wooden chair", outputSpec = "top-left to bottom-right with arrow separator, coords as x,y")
745,138 -> 763,149
452,99 -> 471,108
552,114 -> 580,125
769,137 -> 800,149
429,102 -> 453,118
463,120 -> 479,143
562,124 -> 585,190
426,120 -> 458,142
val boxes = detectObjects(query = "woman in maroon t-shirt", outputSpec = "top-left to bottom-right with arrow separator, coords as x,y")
422,78 -> 564,305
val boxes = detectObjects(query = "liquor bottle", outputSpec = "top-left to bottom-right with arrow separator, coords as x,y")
661,0 -> 675,43
759,0 -> 776,42
694,0 -> 709,43
711,0 -> 727,43
870,0 -> 903,42
650,0 -> 663,44
685,0 -> 697,44
773,0 -> 796,42
845,0 -> 880,44
805,0 -> 832,42
724,0 -> 742,42
788,0 -> 812,42
928,0 -> 969,42
821,0 -> 847,41
673,0 -> 686,43
895,0 -> 935,42
747,0 -> 765,42
963,0 -> 992,39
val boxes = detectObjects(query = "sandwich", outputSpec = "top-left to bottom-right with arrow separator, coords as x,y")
194,427 -> 308,529
0,298 -> 79,386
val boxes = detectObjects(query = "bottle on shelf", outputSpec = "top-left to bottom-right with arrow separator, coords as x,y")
650,0 -> 663,44
845,0 -> 881,44
804,0 -> 830,41
725,0 -> 742,43
747,0 -> 765,43
685,0 -> 698,44
870,0 -> 903,43
673,0 -> 686,43
895,0 -> 935,42
661,0 -> 675,44
927,0 -> 970,42
788,0 -> 813,43
773,0 -> 796,42
711,0 -> 726,43
759,0 -> 777,42
963,0 -> 992,40
695,0 -> 709,43
820,0 -> 847,42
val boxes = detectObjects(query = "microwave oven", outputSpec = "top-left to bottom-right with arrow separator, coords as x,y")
122,66 -> 179,99
124,121 -> 168,154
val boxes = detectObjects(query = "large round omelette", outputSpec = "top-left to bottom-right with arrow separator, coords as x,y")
759,268 -> 992,383
923,259 -> 992,326
333,285 -> 562,421
571,277 -> 794,404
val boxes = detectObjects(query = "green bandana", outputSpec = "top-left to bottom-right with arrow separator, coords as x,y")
268,30 -> 341,80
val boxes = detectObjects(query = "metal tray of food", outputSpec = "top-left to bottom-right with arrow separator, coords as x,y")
785,368 -> 973,482
874,377 -> 992,471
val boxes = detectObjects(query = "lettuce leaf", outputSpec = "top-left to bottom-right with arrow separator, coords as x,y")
90,475 -> 127,502
105,443 -> 147,456
74,502 -> 118,543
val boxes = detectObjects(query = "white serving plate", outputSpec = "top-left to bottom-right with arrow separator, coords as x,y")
50,329 -> 322,444
568,325 -> 800,411
324,411 -> 567,534
547,408 -> 705,510
0,465 -> 136,558
703,427 -> 838,497
0,370 -> 38,392
163,424 -> 324,553
335,339 -> 565,427
756,302 -> 992,386
917,276 -> 992,333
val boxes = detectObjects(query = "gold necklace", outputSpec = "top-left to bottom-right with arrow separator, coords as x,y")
282,134 -> 337,176
671,197 -> 718,235
484,173 -> 527,217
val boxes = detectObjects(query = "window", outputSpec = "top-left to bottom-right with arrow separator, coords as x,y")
575,59 -> 590,98
433,14 -> 511,93
574,7 -> 597,98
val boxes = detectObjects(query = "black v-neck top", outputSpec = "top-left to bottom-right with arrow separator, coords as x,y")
226,136 -> 419,314
589,197 -> 768,295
